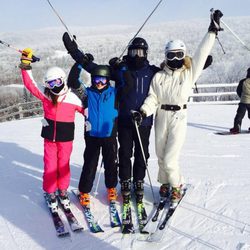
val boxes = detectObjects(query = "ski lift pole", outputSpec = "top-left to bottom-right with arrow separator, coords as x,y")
132,112 -> 157,206
118,0 -> 165,59
93,160 -> 104,198
220,19 -> 250,52
45,0 -> 83,51
0,40 -> 40,62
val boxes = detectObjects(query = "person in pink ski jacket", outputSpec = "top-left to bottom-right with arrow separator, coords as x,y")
19,48 -> 84,212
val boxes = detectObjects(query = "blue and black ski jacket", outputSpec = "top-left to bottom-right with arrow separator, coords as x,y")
68,63 -> 133,137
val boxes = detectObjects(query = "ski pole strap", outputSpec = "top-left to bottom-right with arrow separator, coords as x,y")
161,104 -> 187,111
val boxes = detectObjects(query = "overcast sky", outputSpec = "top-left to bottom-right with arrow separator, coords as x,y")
1,0 -> 249,32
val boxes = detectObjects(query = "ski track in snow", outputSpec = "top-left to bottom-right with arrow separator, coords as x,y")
1,104 -> 250,249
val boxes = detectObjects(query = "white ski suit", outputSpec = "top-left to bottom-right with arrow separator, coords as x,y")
140,32 -> 216,187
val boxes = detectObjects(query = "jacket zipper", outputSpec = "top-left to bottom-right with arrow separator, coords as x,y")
53,104 -> 58,142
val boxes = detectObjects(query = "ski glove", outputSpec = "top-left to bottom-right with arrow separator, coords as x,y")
131,110 -> 146,126
62,32 -> 94,65
203,55 -> 213,70
19,48 -> 33,70
109,57 -> 128,71
208,9 -> 223,35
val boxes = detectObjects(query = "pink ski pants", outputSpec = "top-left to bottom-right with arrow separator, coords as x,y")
43,139 -> 73,193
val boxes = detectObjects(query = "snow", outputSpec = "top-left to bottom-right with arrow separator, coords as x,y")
1,104 -> 250,250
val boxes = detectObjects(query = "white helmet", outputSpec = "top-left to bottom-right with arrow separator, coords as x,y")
44,66 -> 66,83
44,67 -> 67,95
165,40 -> 186,60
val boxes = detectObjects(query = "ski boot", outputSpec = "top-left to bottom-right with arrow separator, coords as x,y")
170,185 -> 183,208
134,180 -> 147,233
121,179 -> 134,233
159,183 -> 171,198
58,189 -> 70,210
107,187 -> 118,202
79,192 -> 90,207
229,123 -> 241,134
134,180 -> 144,203
44,192 -> 58,213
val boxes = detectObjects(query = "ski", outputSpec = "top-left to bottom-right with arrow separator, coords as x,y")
136,202 -> 148,233
142,196 -> 169,234
57,197 -> 84,232
44,194 -> 70,237
72,189 -> 104,233
147,184 -> 193,242
122,201 -> 135,234
215,130 -> 250,135
110,201 -> 121,228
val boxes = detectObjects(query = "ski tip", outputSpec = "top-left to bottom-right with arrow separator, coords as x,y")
57,231 -> 70,237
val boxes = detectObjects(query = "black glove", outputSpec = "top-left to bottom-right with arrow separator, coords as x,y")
208,9 -> 223,35
62,32 -> 94,65
203,55 -> 213,70
62,32 -> 78,54
131,110 -> 146,126
109,57 -> 127,70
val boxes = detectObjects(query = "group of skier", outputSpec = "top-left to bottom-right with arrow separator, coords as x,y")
19,9 -> 225,233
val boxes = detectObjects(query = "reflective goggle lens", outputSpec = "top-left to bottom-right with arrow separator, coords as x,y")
92,76 -> 108,85
128,49 -> 145,57
166,51 -> 185,61
46,78 -> 63,89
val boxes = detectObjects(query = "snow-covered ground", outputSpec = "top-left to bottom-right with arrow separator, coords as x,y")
1,104 -> 250,250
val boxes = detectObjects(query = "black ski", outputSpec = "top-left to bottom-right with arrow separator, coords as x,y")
142,196 -> 169,234
215,130 -> 250,135
136,202 -> 148,233
148,185 -> 193,242
44,194 -> 70,237
110,201 -> 121,228
122,201 -> 135,234
72,190 -> 104,233
57,198 -> 84,232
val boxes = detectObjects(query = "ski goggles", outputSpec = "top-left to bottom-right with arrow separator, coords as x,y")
128,48 -> 146,58
92,76 -> 108,85
165,51 -> 185,61
45,78 -> 64,89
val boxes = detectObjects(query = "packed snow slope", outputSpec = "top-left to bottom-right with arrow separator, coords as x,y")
0,104 -> 250,250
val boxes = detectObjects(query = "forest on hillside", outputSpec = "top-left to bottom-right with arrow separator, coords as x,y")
0,16 -> 249,108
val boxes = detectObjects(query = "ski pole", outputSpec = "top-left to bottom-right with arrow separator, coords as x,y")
93,160 -> 104,198
45,0 -> 83,51
118,0 -> 165,59
220,19 -> 250,52
0,40 -> 40,62
131,111 -> 157,206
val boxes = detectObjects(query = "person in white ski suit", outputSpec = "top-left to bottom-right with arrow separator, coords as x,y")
132,9 -> 223,206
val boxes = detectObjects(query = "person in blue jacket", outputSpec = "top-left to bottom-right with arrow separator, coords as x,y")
67,59 -> 133,207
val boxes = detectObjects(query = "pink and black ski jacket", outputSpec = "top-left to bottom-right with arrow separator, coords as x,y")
21,69 -> 84,142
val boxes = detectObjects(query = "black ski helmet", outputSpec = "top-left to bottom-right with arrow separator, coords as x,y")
91,65 -> 111,78
247,67 -> 250,77
128,37 -> 148,57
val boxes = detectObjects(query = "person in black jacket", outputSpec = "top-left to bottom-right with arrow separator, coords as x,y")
230,68 -> 250,134
109,38 -> 160,206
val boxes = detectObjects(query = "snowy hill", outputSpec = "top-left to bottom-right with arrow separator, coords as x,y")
1,104 -> 250,250
0,16 -> 250,86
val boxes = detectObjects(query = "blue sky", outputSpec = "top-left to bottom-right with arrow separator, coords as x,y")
1,0 -> 249,32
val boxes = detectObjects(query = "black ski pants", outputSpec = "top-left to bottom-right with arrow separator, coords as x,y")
78,136 -> 118,193
118,125 -> 151,182
234,103 -> 250,127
